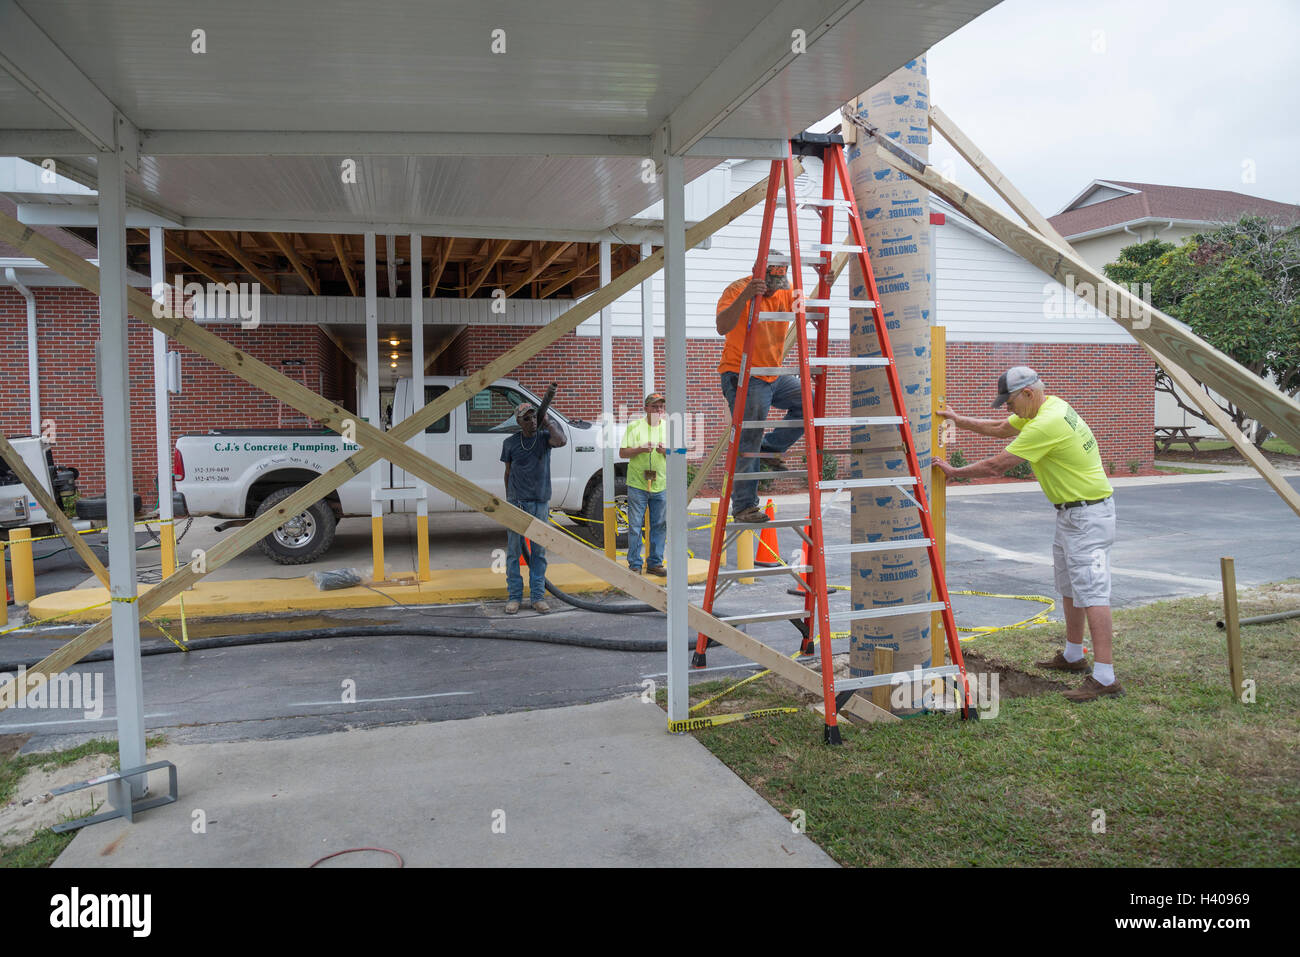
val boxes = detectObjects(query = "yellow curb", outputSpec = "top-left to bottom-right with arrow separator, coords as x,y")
24,559 -> 712,623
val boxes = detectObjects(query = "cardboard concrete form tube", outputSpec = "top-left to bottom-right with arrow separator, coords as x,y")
927,104 -> 1300,520
871,144 -> 1300,454
0,174 -> 900,721
0,432 -> 110,587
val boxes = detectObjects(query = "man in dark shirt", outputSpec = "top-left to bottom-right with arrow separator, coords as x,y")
501,401 -> 566,614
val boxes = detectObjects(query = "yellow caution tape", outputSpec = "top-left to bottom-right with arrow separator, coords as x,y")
669,707 -> 801,733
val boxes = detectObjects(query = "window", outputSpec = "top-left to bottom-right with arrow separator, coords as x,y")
466,385 -> 529,434
423,385 -> 451,434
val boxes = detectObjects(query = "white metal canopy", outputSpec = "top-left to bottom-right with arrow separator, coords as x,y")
1,0 -> 998,232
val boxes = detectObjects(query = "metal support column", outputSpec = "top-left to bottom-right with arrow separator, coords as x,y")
410,232 -> 430,581
97,148 -> 147,804
641,241 -> 655,397
663,153 -> 689,723
599,239 -> 616,558
150,228 -> 176,575
364,232 -> 384,579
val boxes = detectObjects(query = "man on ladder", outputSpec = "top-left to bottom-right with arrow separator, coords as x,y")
715,257 -> 804,525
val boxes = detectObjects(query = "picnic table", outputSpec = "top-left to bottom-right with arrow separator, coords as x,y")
1155,425 -> 1206,454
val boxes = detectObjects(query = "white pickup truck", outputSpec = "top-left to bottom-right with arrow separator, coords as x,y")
174,376 -> 627,564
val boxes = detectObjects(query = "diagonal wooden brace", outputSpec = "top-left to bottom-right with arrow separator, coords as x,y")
926,104 -> 1300,519
871,144 -> 1300,453
0,169 -> 859,720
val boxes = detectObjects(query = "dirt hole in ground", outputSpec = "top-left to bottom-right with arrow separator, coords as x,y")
960,652 -> 1069,698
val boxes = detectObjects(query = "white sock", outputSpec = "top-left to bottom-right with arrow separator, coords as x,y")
1093,662 -> 1115,686
1063,641 -> 1085,663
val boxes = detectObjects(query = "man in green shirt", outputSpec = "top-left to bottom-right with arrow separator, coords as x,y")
620,392 -> 668,576
935,367 -> 1122,702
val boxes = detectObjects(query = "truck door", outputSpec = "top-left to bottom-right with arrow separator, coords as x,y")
455,383 -> 571,511
392,384 -> 459,513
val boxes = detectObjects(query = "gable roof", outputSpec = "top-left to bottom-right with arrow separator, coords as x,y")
1048,180 -> 1300,239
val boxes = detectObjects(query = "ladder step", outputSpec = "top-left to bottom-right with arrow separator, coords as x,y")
823,538 -> 934,555
726,516 -> 808,529
813,416 -> 905,427
757,311 -> 797,321
717,565 -> 811,581
803,243 -> 863,254
800,298 -> 835,308
733,470 -> 807,481
835,664 -> 960,692
799,198 -> 855,208
817,476 -> 917,491
720,609 -> 810,625
748,366 -> 824,376
808,356 -> 888,367
828,601 -> 947,624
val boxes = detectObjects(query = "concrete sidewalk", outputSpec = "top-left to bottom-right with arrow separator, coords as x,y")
53,697 -> 836,867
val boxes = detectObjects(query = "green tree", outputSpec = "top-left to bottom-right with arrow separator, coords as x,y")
1104,215 -> 1300,447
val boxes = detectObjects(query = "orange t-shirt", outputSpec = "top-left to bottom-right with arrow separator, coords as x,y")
716,277 -> 792,382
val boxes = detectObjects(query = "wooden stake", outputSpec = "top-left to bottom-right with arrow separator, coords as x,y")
1220,557 -> 1245,703
928,105 -> 1300,519
872,144 -> 1300,452
871,646 -> 895,712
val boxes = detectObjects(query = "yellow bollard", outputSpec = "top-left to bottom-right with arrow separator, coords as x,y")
710,500 -> 719,529
416,514 -> 431,581
159,518 -> 177,577
603,504 -> 617,561
10,527 -> 35,605
738,529 -> 755,584
371,514 -> 385,583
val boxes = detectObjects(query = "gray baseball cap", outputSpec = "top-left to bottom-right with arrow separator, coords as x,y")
993,366 -> 1040,408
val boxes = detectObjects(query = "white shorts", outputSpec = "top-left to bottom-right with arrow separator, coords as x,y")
1052,497 -> 1115,607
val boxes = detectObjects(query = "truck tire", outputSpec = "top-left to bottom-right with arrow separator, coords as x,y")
574,476 -> 628,549
254,486 -> 336,565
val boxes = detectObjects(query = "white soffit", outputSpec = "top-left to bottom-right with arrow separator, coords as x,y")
0,0 -> 1000,233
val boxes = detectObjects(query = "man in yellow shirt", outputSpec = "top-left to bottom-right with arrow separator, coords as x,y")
935,367 -> 1122,703
620,392 -> 668,576
715,259 -> 804,524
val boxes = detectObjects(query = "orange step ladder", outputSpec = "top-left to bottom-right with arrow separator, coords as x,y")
692,133 -> 976,742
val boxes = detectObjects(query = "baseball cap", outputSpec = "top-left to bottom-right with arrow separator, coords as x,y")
644,392 -> 665,406
992,366 -> 1040,408
515,401 -> 537,418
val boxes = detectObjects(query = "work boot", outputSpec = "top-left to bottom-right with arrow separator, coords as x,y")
532,599 -> 551,614
1035,650 -> 1090,672
1063,676 -> 1125,702
760,454 -> 786,473
504,600 -> 520,615
647,565 -> 667,577
733,506 -> 769,524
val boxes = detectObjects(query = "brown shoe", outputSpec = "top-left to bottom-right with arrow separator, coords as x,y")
1063,676 -> 1125,702
1035,650 -> 1090,672
647,565 -> 667,577
531,599 -> 551,614
733,506 -> 769,524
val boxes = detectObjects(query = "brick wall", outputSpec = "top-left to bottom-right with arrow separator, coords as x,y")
944,341 -> 1155,476
0,286 -> 1155,507
0,287 -> 349,502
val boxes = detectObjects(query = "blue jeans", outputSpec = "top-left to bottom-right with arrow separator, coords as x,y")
625,485 -> 666,570
506,499 -> 550,602
720,372 -> 804,515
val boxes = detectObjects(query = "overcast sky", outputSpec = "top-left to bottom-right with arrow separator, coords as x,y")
915,0 -> 1299,218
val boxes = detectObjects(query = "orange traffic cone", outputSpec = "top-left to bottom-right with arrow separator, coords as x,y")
755,499 -> 781,566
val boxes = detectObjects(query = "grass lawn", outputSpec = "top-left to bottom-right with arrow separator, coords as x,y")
0,735 -> 166,868
1166,437 -> 1299,456
670,586 -> 1299,867
1154,464 -> 1222,475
